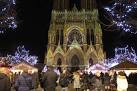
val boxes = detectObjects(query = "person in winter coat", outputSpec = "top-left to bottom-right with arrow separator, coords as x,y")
103,72 -> 111,90
80,72 -> 90,91
110,71 -> 117,90
15,69 -> 34,91
31,72 -> 39,90
117,71 -> 128,91
0,72 -> 11,91
42,65 -> 58,91
73,71 -> 81,91
91,72 -> 103,91
59,72 -> 70,91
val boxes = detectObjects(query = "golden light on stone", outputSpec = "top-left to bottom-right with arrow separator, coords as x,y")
45,0 -> 105,68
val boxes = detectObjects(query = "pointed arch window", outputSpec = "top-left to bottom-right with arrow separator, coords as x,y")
89,58 -> 93,67
60,29 -> 64,45
57,58 -> 62,66
87,29 -> 90,45
91,29 -> 94,45
56,30 -> 59,45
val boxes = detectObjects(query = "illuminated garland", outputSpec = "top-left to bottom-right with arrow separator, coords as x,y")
0,0 -> 17,33
104,0 -> 137,33
104,45 -> 137,68
7,46 -> 38,65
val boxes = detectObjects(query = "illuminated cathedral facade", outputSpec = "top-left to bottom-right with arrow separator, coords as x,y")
45,0 -> 105,67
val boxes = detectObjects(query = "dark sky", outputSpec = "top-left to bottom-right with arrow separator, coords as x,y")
0,0 -> 53,62
0,0 -> 137,63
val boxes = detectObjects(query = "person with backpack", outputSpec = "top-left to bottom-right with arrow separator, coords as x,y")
59,72 -> 70,91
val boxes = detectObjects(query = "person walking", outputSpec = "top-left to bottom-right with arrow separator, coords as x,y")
42,65 -> 58,91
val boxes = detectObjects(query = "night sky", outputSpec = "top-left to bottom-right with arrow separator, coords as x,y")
0,0 -> 137,63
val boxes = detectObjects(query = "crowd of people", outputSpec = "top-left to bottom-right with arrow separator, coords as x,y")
1,66 -> 137,91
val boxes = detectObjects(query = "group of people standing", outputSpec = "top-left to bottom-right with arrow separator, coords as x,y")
41,66 -> 128,91
0,66 -> 129,91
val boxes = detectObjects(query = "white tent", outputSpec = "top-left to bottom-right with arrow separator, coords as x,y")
87,63 -> 108,74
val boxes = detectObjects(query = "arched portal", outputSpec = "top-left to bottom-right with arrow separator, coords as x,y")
66,48 -> 84,72
54,53 -> 64,65
87,53 -> 98,65
71,55 -> 80,66
71,55 -> 80,72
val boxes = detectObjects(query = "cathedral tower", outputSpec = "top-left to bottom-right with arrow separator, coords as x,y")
45,0 -> 105,68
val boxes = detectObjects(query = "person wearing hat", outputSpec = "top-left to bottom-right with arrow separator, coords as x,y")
117,71 -> 128,91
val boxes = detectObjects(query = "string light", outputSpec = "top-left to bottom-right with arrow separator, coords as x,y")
0,0 -> 17,33
7,46 -> 38,65
104,0 -> 137,34
104,45 -> 137,68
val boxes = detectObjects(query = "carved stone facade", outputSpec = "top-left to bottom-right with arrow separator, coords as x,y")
45,0 -> 105,67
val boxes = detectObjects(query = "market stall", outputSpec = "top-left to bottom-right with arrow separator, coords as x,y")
87,63 -> 108,74
0,67 -> 12,76
11,62 -> 38,74
110,61 -> 137,76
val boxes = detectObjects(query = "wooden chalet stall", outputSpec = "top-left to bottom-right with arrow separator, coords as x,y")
11,62 -> 38,74
110,61 -> 137,76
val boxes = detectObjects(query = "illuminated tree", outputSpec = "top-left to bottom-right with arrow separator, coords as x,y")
0,0 -> 17,33
104,0 -> 137,33
7,46 -> 38,65
104,45 -> 137,68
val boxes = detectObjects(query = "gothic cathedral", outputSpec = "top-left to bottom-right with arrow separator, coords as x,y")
45,0 -> 105,68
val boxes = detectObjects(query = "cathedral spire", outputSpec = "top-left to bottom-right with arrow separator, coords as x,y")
72,4 -> 78,11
